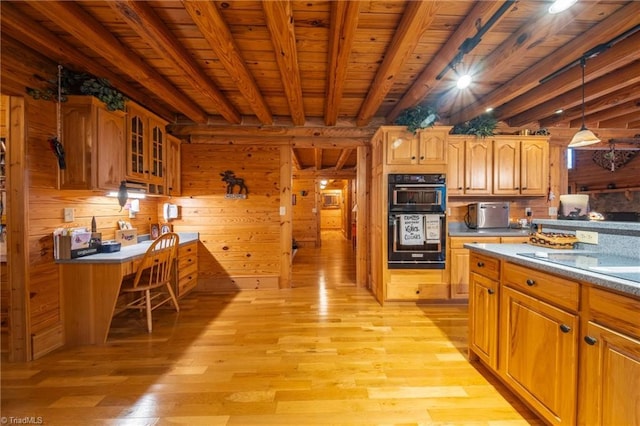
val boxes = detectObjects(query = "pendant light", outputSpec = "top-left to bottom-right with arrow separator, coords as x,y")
568,57 -> 600,148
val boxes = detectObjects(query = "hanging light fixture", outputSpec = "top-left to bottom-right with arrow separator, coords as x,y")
568,57 -> 600,148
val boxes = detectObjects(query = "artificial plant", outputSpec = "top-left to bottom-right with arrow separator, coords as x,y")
393,103 -> 439,133
451,113 -> 498,137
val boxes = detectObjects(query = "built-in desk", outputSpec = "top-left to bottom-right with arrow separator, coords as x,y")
58,232 -> 199,346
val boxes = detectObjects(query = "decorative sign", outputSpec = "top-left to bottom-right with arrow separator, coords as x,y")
220,170 -> 248,199
400,214 -> 425,245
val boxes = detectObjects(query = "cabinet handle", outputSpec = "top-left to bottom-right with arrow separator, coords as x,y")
457,187 -> 462,190
514,187 -> 519,190
477,261 -> 484,267
560,324 -> 571,333
584,336 -> 597,345
419,156 -> 424,160
526,279 -> 536,286
487,288 -> 495,295
522,187 -> 528,190
411,156 -> 416,160
465,187 -> 470,189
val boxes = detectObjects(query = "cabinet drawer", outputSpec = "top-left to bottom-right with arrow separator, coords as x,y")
178,253 -> 197,270
386,282 -> 449,300
584,285 -> 640,338
450,237 -> 500,249
470,253 -> 500,281
178,273 -> 197,295
503,262 -> 579,311
178,242 -> 197,257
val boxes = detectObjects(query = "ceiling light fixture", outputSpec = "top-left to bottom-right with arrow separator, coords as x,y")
485,107 -> 494,113
457,74 -> 472,89
555,109 -> 564,114
548,0 -> 578,14
568,57 -> 600,148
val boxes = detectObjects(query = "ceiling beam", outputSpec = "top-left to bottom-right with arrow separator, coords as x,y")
170,123 -> 377,139
293,169 -> 356,179
182,0 -> 273,125
356,0 -> 440,126
581,99 -> 640,128
262,0 -> 305,126
502,31 -> 640,126
107,0 -> 241,124
335,149 -> 353,171
188,135 -> 369,148
324,1 -> 360,126
447,1 -> 640,125
0,2 -> 174,120
386,1 -> 506,123
291,148 -> 302,170
314,148 -> 323,170
599,112 -> 640,129
508,61 -> 640,127
27,0 -> 208,124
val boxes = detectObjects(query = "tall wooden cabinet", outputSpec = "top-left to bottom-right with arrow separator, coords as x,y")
59,96 -> 126,190
126,102 -> 168,195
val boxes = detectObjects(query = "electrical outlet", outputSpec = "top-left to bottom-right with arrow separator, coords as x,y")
548,206 -> 558,216
525,207 -> 532,216
576,230 -> 598,244
63,207 -> 74,223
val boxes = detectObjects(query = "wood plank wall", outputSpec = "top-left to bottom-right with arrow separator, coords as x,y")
568,149 -> 640,213
292,178 -> 318,247
12,97 -> 160,359
177,143 -> 282,292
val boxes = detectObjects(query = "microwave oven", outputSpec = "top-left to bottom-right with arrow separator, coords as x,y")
388,174 -> 446,213
465,202 -> 510,229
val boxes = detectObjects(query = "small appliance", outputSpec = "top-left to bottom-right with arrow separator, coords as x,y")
465,202 -> 510,229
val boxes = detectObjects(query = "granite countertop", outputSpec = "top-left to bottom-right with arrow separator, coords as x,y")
534,219 -> 640,235
449,222 -> 531,237
56,232 -> 199,264
464,243 -> 640,297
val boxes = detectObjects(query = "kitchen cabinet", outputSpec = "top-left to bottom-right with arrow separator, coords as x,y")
493,138 -> 548,196
176,240 -> 198,297
126,102 -> 168,195
383,126 -> 449,166
578,285 -> 640,426
59,96 -> 126,190
447,137 -> 492,195
166,134 -> 182,197
385,269 -> 448,301
449,136 -> 548,197
500,262 -> 579,426
468,252 -> 500,369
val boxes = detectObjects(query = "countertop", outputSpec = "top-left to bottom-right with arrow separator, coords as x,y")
449,222 -> 531,238
464,243 -> 640,297
56,232 -> 199,264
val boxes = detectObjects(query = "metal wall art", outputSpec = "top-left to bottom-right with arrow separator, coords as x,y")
220,170 -> 248,199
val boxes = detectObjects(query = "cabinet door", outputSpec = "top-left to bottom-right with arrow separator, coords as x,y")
464,139 -> 492,195
520,140 -> 548,196
166,135 -> 181,196
127,108 -> 146,181
579,321 -> 640,426
385,128 -> 417,164
60,102 -> 93,189
446,140 -> 465,195
469,272 -> 499,369
95,107 -> 125,190
449,248 -> 469,299
418,130 -> 446,164
148,117 -> 166,194
493,139 -> 520,195
500,286 -> 578,425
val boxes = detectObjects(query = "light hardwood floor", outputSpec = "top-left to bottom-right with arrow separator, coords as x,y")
1,233 -> 542,425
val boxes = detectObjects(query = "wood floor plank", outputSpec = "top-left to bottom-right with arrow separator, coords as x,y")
1,232 -> 543,425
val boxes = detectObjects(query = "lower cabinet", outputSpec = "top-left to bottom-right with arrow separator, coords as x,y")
385,269 -> 448,300
578,286 -> 640,425
176,241 -> 198,298
499,286 -> 579,425
469,271 -> 499,369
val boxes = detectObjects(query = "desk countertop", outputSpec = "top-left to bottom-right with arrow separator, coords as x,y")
464,243 -> 640,297
56,232 -> 199,264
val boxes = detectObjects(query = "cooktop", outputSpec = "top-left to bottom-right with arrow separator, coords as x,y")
517,252 -> 640,284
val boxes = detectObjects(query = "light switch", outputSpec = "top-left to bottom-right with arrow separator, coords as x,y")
63,207 -> 74,222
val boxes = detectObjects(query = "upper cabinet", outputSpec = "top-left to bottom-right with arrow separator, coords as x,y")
166,134 -> 182,197
126,102 -> 168,195
60,96 -> 126,190
448,135 -> 549,197
383,126 -> 449,167
493,138 -> 548,196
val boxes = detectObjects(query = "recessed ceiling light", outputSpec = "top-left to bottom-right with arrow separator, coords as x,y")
555,109 -> 564,114
457,74 -> 472,89
485,107 -> 494,113
548,0 -> 578,14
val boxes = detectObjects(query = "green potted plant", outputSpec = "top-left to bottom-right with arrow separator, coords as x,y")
393,103 -> 439,133
451,113 -> 498,137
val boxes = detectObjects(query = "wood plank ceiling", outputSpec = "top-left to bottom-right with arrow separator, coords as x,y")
1,1 -> 639,176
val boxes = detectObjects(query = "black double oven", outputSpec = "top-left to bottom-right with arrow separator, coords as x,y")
388,174 -> 446,269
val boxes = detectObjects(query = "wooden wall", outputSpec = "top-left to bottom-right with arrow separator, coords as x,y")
569,149 -> 640,213
9,96 -> 160,359
292,178 -> 318,247
177,143 -> 283,292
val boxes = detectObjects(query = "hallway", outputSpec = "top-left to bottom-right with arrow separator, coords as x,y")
1,238 -> 542,425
